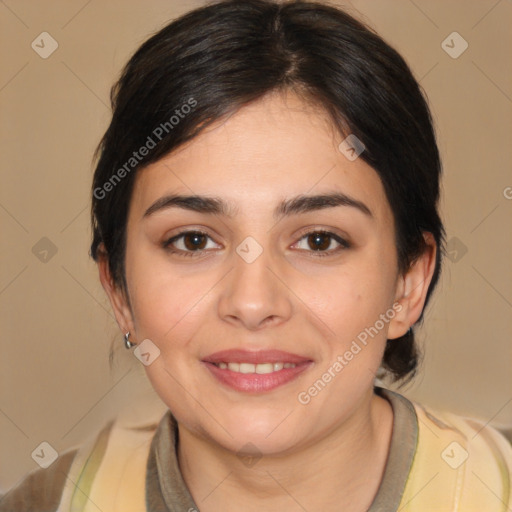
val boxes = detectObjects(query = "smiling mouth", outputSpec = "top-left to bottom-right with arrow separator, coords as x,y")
202,349 -> 313,393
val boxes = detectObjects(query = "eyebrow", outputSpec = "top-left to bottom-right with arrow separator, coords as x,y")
143,192 -> 373,220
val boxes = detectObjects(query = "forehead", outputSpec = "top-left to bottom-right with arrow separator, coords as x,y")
130,91 -> 393,226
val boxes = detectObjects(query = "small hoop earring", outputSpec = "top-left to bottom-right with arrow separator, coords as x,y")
124,332 -> 135,349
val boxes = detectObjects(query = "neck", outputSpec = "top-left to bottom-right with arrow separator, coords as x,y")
177,389 -> 393,512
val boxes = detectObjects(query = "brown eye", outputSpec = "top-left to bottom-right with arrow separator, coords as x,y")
307,232 -> 332,251
293,230 -> 350,257
182,232 -> 208,250
163,230 -> 220,257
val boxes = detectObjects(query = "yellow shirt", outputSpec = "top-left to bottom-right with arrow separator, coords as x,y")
1,388 -> 511,511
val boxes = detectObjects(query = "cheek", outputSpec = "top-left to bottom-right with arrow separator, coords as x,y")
124,246 -> 211,349
295,266 -> 394,401
130,276 -> 209,348
303,256 -> 397,343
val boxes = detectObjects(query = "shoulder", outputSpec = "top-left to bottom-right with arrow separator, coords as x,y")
0,417 -> 118,512
0,448 -> 78,512
401,396 -> 512,511
0,398 -> 168,512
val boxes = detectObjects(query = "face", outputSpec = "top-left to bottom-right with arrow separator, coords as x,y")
102,91 -> 426,456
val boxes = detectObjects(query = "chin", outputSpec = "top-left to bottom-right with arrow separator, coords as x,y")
204,407 -> 307,455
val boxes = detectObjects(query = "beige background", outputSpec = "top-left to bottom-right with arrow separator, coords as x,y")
1,0 -> 511,492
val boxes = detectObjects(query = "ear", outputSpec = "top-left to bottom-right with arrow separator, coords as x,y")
387,232 -> 437,339
97,244 -> 136,339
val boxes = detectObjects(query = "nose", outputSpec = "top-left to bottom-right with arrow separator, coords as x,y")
217,242 -> 293,331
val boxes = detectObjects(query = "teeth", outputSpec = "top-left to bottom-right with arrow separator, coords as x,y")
227,362 -> 240,372
217,362 -> 296,373
239,363 -> 255,374
256,363 -> 274,374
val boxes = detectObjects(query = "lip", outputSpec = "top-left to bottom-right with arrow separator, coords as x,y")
202,349 -> 313,393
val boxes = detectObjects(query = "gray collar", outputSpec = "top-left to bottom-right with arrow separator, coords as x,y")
145,387 -> 418,512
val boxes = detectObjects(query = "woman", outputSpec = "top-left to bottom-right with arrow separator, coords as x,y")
2,0 -> 511,510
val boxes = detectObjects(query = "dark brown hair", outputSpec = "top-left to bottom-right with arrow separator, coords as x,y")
90,0 -> 445,382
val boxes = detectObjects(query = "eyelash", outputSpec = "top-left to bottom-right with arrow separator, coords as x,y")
162,229 -> 350,259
